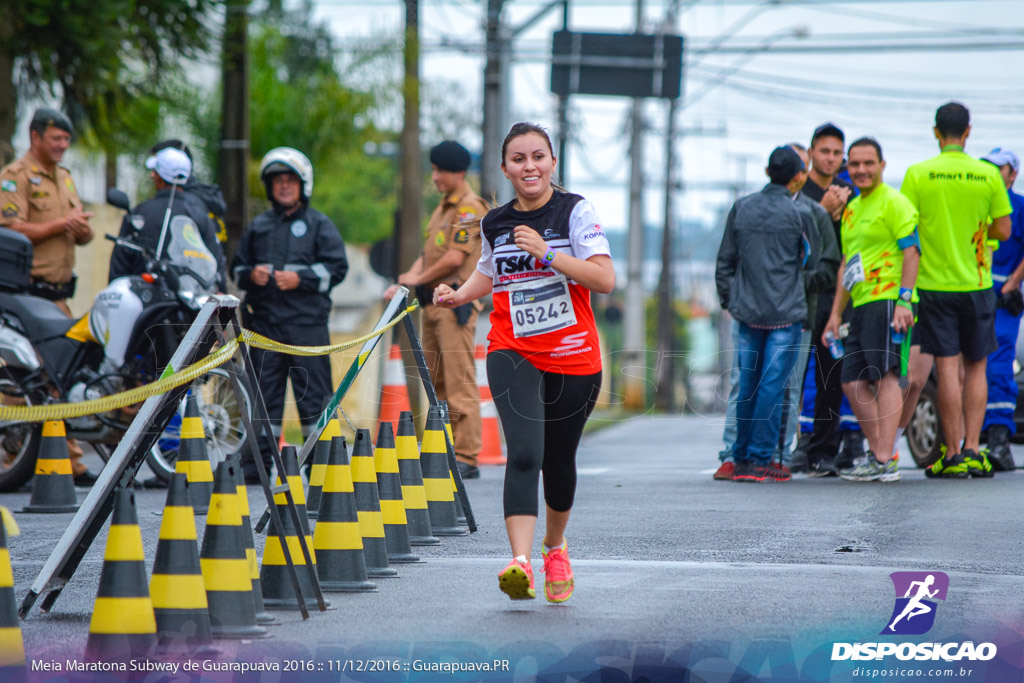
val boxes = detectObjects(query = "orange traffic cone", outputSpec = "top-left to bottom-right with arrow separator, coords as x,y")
377,344 -> 412,436
0,508 -> 25,674
23,420 -> 78,514
475,345 -> 505,465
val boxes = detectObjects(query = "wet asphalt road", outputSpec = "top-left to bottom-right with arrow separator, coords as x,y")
4,414 -> 1024,679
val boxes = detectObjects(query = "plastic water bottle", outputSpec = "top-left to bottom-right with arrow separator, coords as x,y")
825,331 -> 844,359
891,325 -> 905,346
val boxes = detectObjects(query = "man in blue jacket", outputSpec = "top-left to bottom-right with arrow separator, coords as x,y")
980,147 -> 1024,471
716,146 -> 818,482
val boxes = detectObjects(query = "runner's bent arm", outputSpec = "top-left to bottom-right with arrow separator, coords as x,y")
512,224 -> 615,294
434,269 -> 493,308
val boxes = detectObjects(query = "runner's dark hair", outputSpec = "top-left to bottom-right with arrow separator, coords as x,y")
500,122 -> 567,193
935,102 -> 970,139
848,137 -> 884,162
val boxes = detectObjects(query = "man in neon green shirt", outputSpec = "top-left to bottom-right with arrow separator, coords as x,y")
899,101 -> 1012,478
823,138 -> 919,482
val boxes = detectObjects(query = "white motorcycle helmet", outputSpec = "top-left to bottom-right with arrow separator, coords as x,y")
259,147 -> 314,201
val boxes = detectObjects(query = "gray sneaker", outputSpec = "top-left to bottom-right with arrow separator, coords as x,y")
839,453 -> 900,482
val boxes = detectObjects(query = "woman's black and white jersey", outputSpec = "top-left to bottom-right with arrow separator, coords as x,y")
477,191 -> 611,374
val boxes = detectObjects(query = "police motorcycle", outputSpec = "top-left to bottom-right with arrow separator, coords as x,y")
0,188 -> 250,492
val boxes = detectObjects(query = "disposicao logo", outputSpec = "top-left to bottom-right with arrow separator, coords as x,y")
831,571 -> 997,663
883,571 -> 948,635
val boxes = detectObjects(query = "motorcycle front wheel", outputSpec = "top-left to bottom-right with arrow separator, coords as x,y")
0,378 -> 41,493
144,368 -> 253,483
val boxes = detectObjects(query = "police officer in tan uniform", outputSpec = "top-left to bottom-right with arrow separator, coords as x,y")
0,108 -> 93,316
0,108 -> 97,485
385,140 -> 487,478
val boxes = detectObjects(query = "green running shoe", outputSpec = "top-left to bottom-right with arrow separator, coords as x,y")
925,447 -> 969,479
963,449 -> 994,478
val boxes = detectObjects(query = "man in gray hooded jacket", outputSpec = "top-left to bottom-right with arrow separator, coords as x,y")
716,145 -> 819,482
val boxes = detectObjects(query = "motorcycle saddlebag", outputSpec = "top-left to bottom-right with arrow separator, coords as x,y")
0,227 -> 32,293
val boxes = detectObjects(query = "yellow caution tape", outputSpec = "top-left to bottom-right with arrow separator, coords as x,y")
0,302 -> 418,423
240,302 -> 418,356
0,340 -> 238,423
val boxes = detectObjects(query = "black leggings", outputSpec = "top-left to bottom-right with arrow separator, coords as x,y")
487,349 -> 602,518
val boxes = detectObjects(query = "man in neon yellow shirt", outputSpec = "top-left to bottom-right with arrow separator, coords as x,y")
899,102 -> 1012,478
823,138 -> 919,482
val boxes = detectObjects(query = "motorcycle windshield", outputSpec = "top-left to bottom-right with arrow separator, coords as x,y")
165,215 -> 218,296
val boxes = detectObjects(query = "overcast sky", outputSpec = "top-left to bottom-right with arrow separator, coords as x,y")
312,0 -> 1024,235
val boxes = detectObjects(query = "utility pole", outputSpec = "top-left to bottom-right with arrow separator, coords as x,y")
219,0 -> 251,266
400,0 -> 424,420
555,0 -> 570,186
481,0 -> 504,201
654,0 -> 680,412
623,0 -> 647,411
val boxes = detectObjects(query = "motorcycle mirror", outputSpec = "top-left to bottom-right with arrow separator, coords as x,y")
106,188 -> 131,211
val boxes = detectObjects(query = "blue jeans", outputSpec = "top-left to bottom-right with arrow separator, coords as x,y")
719,319 -> 741,462
733,322 -> 803,464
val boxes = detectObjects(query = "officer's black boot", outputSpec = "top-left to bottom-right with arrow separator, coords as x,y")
837,430 -> 866,470
789,433 -> 810,473
987,424 -> 1015,471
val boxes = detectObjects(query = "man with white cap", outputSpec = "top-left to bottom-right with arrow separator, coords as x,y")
108,146 -> 225,288
980,147 -> 1024,471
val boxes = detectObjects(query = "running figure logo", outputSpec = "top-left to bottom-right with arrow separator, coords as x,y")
882,571 -> 949,635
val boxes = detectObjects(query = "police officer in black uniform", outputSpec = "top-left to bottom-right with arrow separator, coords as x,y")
231,147 -> 348,481
108,146 -> 226,288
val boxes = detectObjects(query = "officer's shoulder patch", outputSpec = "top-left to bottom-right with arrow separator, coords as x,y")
457,205 -> 477,222
2,202 -> 18,218
435,231 -> 445,247
454,228 -> 470,244
28,177 -> 42,186
1,180 -> 16,193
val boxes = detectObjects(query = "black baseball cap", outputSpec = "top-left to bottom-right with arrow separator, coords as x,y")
767,146 -> 805,185
811,122 -> 845,146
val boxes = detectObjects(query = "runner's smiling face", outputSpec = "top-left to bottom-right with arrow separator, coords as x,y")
502,133 -> 557,209
848,145 -> 885,194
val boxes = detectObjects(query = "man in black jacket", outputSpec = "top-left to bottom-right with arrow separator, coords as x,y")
716,146 -> 818,482
108,147 -> 226,289
231,147 -> 348,482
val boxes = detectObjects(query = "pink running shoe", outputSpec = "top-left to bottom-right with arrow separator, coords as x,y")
498,559 -> 535,600
542,542 -> 575,603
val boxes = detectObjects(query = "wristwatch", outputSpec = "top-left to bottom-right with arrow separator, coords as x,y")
898,287 -> 912,303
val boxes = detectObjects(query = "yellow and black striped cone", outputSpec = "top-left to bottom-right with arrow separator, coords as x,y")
306,416 -> 341,519
421,407 -> 467,536
176,388 -> 214,515
396,411 -> 439,546
313,436 -> 377,592
260,446 -> 329,609
200,461 -> 268,639
0,508 -> 25,674
375,423 -> 421,563
226,453 -> 276,625
150,473 -> 213,652
439,402 -> 469,529
23,420 -> 78,514
85,488 -> 156,661
351,429 -> 399,578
